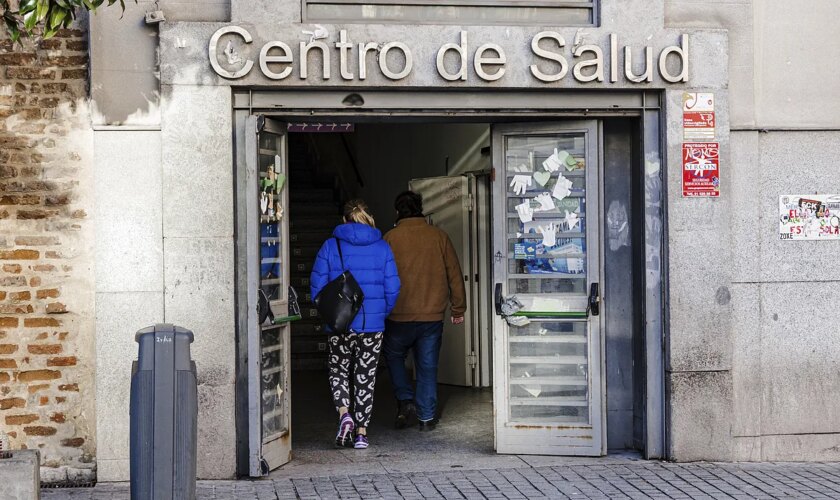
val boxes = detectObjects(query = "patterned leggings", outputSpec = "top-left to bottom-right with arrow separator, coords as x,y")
327,332 -> 383,428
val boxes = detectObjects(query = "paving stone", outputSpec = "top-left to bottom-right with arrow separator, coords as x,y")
40,461 -> 840,499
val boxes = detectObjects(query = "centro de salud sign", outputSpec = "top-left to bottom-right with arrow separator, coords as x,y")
208,27 -> 690,84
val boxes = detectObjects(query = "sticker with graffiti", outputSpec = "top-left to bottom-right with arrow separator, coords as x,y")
682,142 -> 720,197
779,195 -> 840,240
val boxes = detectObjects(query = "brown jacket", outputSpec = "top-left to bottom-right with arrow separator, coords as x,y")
384,217 -> 467,322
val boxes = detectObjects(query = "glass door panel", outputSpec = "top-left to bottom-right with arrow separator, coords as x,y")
492,121 -> 604,456
246,116 -> 292,476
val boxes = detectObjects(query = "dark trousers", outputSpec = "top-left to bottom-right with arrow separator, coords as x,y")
383,320 -> 443,422
327,332 -> 383,428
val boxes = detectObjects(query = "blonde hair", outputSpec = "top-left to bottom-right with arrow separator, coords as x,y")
343,199 -> 376,227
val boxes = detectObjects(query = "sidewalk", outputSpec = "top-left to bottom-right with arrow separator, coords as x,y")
42,460 -> 840,499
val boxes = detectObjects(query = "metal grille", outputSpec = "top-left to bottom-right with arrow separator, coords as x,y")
41,481 -> 96,489
303,0 -> 597,26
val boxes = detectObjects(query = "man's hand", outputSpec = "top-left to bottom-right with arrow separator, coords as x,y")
451,316 -> 465,325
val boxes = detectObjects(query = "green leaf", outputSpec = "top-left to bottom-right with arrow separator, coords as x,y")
48,7 -> 66,28
36,0 -> 49,21
43,25 -> 58,38
19,0 -> 37,15
23,10 -> 37,30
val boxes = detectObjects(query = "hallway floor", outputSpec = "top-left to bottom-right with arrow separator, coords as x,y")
277,369 -> 519,479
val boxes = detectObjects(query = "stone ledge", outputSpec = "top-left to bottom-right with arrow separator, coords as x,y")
0,449 -> 40,500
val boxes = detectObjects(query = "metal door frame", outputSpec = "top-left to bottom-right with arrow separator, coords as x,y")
491,120 -> 605,455
242,116 -> 293,476
232,90 -> 668,476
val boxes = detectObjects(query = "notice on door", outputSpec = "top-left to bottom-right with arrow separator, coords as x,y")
683,92 -> 715,140
779,195 -> 840,240
682,142 -> 720,197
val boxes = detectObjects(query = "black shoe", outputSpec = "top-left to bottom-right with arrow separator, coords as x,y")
395,400 -> 416,429
418,418 -> 438,432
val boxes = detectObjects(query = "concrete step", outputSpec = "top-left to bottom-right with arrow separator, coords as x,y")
290,275 -> 312,288
291,356 -> 328,371
290,217 -> 342,231
291,338 -> 330,355
291,245 -> 322,259
290,189 -> 335,202
289,204 -> 341,216
293,320 -> 326,335
290,261 -> 315,275
290,232 -> 334,244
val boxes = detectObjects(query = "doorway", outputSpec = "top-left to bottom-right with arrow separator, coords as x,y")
284,123 -> 497,468
234,103 -> 664,478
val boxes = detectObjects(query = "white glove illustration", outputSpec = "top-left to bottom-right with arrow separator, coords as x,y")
510,175 -> 532,195
552,174 -> 574,201
542,148 -> 562,172
564,210 -> 580,231
537,223 -> 557,247
515,201 -> 534,223
533,192 -> 556,212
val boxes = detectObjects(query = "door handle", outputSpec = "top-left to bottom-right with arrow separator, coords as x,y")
586,283 -> 600,316
494,283 -> 503,315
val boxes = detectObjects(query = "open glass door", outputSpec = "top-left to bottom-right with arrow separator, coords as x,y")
491,121 -> 605,456
245,116 -> 292,475
408,175 -> 474,387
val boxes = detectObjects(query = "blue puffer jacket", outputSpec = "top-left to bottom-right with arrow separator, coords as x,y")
310,223 -> 400,333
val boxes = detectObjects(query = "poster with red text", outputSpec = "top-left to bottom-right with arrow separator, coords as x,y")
682,142 -> 720,197
683,92 -> 715,140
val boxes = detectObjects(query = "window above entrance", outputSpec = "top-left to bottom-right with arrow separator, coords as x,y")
302,0 -> 598,26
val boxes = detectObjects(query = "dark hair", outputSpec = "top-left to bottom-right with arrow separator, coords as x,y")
394,191 -> 423,220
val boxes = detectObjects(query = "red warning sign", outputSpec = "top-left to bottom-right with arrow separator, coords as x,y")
682,142 -> 720,197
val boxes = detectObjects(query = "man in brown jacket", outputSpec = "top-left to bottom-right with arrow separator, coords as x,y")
383,191 -> 467,431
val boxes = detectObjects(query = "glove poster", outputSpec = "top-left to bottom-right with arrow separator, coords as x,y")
682,142 -> 720,197
779,195 -> 840,240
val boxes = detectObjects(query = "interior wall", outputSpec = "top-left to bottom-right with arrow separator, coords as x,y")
347,123 -> 490,231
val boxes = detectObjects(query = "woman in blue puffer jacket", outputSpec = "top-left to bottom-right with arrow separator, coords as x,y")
310,199 -> 400,450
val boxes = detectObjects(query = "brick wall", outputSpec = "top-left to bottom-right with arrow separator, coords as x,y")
0,21 -> 96,484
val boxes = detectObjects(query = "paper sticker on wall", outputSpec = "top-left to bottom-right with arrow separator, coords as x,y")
537,223 -> 557,247
607,200 -> 629,251
533,171 -> 551,187
533,193 -> 555,212
779,194 -> 840,240
510,174 -> 532,195
682,142 -> 720,197
515,200 -> 534,223
542,148 -> 562,172
563,210 -> 580,231
683,92 -> 715,140
552,174 -> 574,201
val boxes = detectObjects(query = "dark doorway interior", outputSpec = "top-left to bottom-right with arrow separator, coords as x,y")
603,119 -> 646,451
282,119 -> 647,458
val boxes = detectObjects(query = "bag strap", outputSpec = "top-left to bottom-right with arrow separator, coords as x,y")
334,236 -> 366,332
334,237 -> 345,271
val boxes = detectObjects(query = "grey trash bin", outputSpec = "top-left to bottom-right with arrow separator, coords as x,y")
130,324 -> 197,500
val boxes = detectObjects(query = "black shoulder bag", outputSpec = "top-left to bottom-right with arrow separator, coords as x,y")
313,238 -> 364,333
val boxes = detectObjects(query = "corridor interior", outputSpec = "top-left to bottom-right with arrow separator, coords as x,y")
277,119 -> 646,474
283,122 -> 497,473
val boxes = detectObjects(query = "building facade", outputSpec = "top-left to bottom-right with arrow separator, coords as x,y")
1,0 -> 840,484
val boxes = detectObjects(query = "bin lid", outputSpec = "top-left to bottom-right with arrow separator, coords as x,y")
134,323 -> 194,342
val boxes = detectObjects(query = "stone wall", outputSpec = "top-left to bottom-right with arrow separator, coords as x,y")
0,23 -> 96,484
